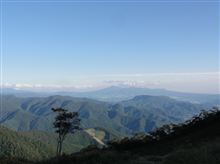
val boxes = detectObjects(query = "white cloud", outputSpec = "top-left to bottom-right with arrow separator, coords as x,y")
1,72 -> 219,94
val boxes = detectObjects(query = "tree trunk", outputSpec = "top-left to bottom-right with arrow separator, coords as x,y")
57,140 -> 61,156
59,140 -> 63,156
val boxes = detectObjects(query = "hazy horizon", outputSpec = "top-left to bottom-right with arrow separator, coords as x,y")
1,0 -> 219,94
1,73 -> 220,94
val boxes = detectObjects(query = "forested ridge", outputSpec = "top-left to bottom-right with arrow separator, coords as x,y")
1,108 -> 219,164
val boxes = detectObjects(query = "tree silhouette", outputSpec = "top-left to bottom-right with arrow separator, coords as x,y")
52,108 -> 81,156
108,107 -> 220,151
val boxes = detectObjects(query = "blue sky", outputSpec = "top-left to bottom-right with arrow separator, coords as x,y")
1,0 -> 219,93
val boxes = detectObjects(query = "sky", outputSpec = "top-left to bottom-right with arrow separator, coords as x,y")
0,0 -> 219,93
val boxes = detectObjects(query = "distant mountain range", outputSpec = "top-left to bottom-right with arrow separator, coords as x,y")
0,90 -> 219,161
0,95 -> 204,136
1,108 -> 220,164
35,110 -> 220,164
1,86 -> 219,105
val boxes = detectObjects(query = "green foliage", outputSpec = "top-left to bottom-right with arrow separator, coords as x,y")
1,109 -> 220,164
0,126 -> 54,160
0,126 -> 96,160
1,95 -> 202,136
52,108 -> 81,156
108,108 -> 220,152
35,109 -> 220,164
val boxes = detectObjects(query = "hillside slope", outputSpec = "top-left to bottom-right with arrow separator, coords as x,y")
37,109 -> 220,164
0,126 -> 99,160
0,95 -> 202,136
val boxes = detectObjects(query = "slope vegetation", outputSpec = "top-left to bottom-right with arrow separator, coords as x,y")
0,95 -> 202,136
0,126 -> 98,160
37,109 -> 220,164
